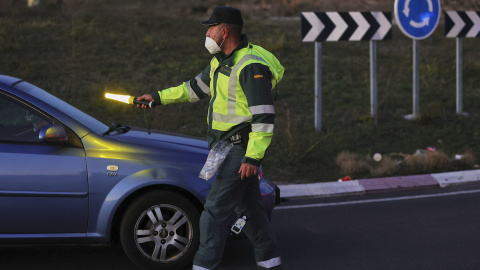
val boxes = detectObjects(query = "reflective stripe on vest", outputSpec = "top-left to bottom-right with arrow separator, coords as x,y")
252,123 -> 274,133
250,105 -> 275,133
186,73 -> 211,102
195,73 -> 211,95
249,104 -> 275,114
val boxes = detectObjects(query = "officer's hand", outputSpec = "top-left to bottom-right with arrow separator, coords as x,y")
238,163 -> 258,180
136,94 -> 153,109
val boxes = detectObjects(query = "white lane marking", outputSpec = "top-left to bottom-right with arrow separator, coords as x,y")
275,189 -> 480,210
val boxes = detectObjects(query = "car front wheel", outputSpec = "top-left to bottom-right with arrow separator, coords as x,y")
120,190 -> 200,270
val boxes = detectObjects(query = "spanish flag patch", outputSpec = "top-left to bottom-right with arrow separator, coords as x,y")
254,74 -> 263,79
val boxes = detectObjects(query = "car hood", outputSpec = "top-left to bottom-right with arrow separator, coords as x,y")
113,127 -> 209,152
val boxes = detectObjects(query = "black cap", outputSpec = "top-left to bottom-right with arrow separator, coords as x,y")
200,6 -> 243,26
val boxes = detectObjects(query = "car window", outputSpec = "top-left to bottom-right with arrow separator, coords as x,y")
13,81 -> 109,135
0,94 -> 53,143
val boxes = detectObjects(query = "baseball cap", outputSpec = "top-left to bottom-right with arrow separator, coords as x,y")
200,6 -> 243,26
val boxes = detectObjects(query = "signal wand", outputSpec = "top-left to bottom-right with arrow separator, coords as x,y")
105,93 -> 155,108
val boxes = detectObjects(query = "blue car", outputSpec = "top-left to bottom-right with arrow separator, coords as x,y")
0,75 -> 280,269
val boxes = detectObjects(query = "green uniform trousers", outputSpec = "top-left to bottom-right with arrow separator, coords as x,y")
192,144 -> 282,270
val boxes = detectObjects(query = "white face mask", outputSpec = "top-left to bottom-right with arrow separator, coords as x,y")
205,28 -> 225,54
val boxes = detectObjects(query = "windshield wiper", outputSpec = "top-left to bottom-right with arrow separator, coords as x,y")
102,122 -> 131,136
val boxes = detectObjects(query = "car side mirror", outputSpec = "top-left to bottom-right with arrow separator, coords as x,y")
38,124 -> 68,143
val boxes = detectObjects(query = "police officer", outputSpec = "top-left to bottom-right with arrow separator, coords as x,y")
137,6 -> 284,269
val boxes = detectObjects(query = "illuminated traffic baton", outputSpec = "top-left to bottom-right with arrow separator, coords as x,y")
105,93 -> 155,108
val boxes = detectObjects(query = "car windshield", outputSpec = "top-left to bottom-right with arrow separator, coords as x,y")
14,81 -> 108,134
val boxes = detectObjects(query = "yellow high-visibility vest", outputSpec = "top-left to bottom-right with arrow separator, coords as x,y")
156,42 -> 284,163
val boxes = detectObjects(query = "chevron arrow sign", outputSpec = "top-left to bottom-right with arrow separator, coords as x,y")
301,12 -> 392,42
445,11 -> 480,38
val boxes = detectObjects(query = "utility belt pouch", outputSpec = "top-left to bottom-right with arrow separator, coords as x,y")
229,125 -> 252,146
230,134 -> 242,145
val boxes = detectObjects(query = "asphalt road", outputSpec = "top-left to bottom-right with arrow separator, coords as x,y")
270,184 -> 480,270
1,184 -> 480,270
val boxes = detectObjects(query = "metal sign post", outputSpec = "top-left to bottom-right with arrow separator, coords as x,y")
445,11 -> 480,115
456,37 -> 463,114
394,0 -> 441,119
413,39 -> 420,116
315,42 -> 322,131
370,40 -> 378,124
301,11 -> 392,130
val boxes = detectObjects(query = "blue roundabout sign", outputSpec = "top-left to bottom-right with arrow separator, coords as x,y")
394,0 -> 441,39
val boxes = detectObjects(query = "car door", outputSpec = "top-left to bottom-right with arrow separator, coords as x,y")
0,93 -> 89,236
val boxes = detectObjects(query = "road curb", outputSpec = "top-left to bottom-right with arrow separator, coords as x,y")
279,180 -> 365,199
431,170 -> 480,187
278,169 -> 480,199
358,174 -> 439,194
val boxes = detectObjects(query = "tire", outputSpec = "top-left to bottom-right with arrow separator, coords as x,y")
120,190 -> 200,270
